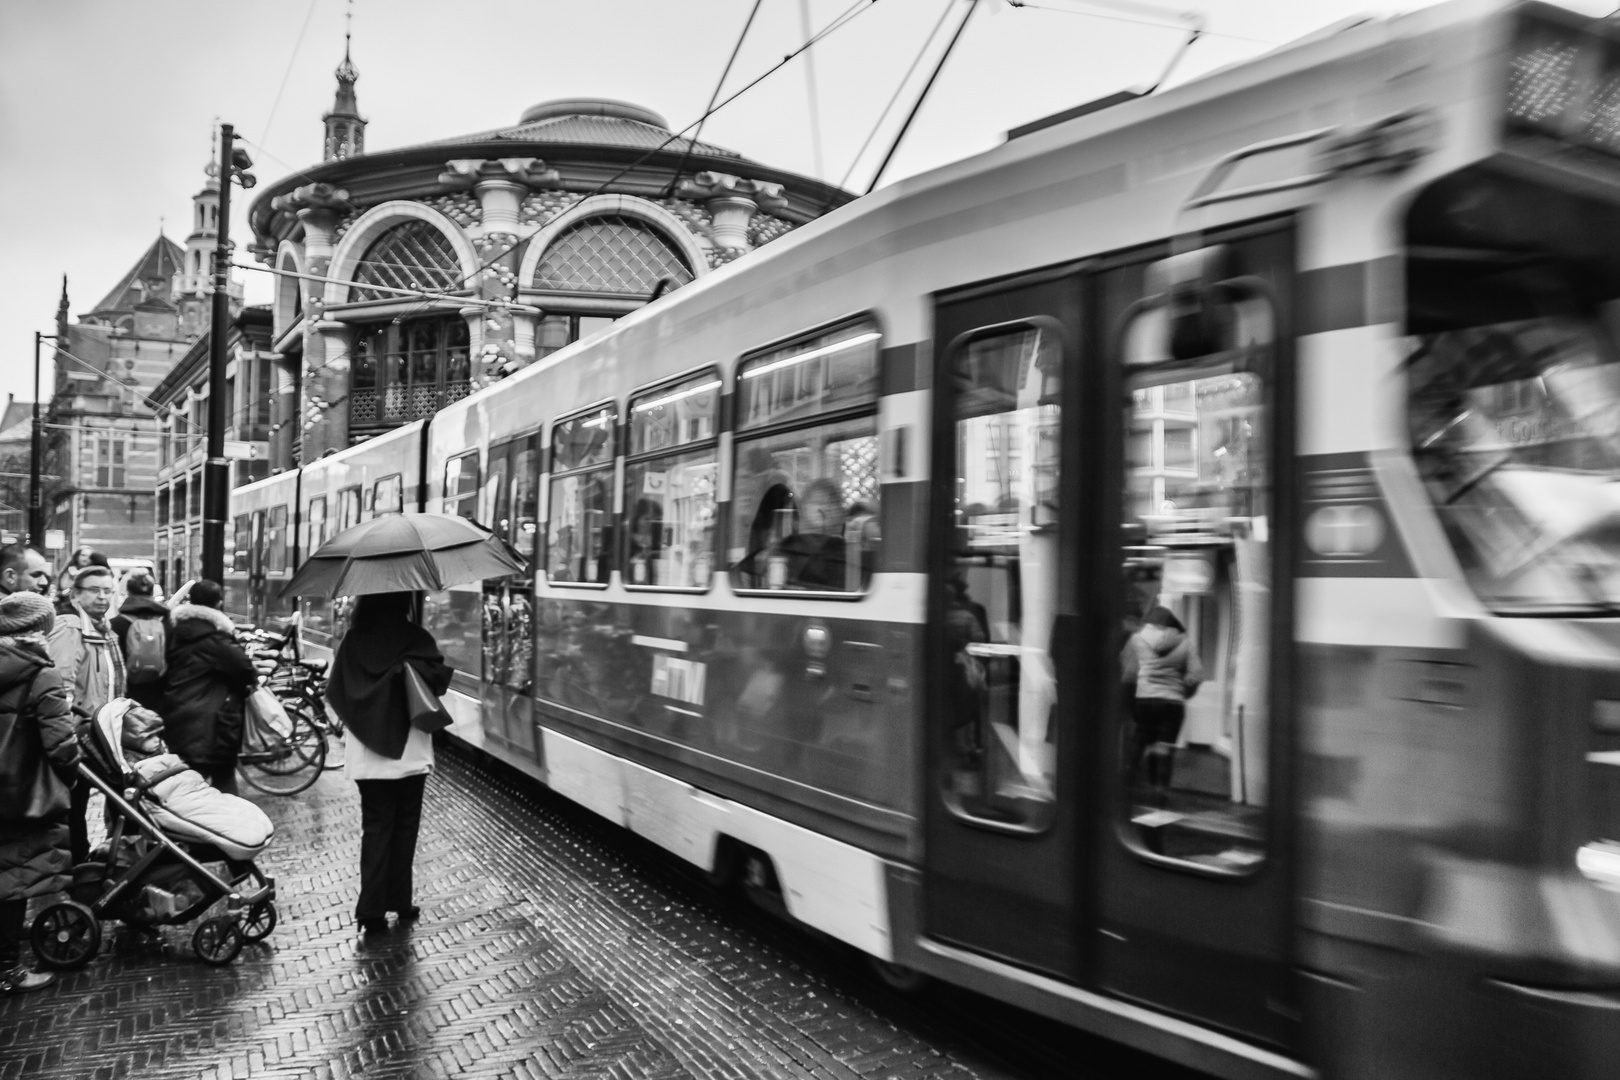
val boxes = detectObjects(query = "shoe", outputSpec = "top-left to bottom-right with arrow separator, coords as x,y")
358,917 -> 389,937
395,906 -> 421,924
0,966 -> 54,994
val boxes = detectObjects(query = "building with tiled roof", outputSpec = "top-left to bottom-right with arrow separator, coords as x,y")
42,156 -> 245,570
245,42 -> 852,468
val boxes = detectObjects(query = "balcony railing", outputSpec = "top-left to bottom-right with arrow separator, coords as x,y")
350,382 -> 471,428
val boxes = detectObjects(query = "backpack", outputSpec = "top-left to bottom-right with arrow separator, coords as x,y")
125,617 -> 167,683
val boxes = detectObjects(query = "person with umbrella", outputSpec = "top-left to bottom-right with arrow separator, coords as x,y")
326,592 -> 451,938
282,511 -> 522,939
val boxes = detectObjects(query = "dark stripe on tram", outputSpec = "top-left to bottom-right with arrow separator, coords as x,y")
878,480 -> 927,573
881,342 -> 930,395
1298,256 -> 1401,335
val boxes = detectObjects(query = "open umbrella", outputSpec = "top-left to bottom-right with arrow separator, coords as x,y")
278,512 -> 526,598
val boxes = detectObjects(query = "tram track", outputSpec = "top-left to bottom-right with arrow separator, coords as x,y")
453,740 -> 1210,1080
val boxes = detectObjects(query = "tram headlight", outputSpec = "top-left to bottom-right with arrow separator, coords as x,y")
1577,841 -> 1620,891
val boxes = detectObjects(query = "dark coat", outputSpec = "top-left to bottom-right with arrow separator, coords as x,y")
111,595 -> 170,711
328,618 -> 452,760
0,634 -> 79,900
159,604 -> 258,768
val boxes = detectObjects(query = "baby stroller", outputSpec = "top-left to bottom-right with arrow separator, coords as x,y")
30,701 -> 277,969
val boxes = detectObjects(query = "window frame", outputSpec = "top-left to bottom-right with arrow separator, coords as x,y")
442,450 -> 481,520
622,367 -> 722,593
729,315 -> 884,600
337,485 -> 363,531
307,495 -> 329,555
264,504 -> 289,574
372,473 -> 403,516
543,400 -> 619,590
231,514 -> 252,574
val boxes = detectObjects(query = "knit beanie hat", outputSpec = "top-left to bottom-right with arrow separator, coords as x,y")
0,591 -> 55,636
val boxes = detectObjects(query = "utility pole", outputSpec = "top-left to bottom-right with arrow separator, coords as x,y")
29,332 -> 45,547
202,123 -> 254,582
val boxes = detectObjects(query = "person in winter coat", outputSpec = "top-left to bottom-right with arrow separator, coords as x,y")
326,592 -> 452,939
159,579 -> 258,796
0,592 -> 80,995
48,565 -> 126,864
109,573 -> 169,712
1121,605 -> 1204,801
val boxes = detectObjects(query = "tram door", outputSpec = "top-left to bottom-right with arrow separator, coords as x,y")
1094,227 -> 1298,1048
481,435 -> 541,762
923,268 -> 1087,978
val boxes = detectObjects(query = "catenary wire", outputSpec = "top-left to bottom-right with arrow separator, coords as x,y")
663,0 -> 766,199
838,0 -> 956,190
259,0 -> 323,151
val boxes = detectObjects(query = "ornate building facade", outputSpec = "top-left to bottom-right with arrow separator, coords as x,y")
249,48 -> 852,469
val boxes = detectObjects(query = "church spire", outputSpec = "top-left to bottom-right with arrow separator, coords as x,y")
323,0 -> 365,161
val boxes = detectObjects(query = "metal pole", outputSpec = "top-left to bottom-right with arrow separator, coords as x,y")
202,123 -> 234,583
29,331 -> 43,547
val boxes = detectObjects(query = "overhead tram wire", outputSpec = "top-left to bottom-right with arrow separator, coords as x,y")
662,0 -> 766,200
259,0 -> 322,151
838,0 -> 957,191
1006,0 -> 1279,47
864,0 -> 979,194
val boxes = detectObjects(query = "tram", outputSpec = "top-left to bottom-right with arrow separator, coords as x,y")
228,3 -> 1620,1075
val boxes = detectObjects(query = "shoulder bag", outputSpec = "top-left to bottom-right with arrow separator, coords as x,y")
403,662 -> 452,734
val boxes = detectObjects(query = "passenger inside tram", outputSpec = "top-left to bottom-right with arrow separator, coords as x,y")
733,475 -> 878,592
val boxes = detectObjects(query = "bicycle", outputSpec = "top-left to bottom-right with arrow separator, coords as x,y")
236,692 -> 327,796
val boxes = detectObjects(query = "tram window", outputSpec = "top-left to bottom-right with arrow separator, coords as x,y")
232,515 -> 252,573
1408,313 -> 1620,615
547,405 -> 616,585
1116,291 -> 1272,874
443,451 -> 480,520
511,440 -> 539,562
941,325 -> 1061,828
338,486 -> 362,530
625,372 -> 720,589
264,505 -> 288,573
730,320 -> 881,594
307,496 -> 328,553
373,474 -> 403,515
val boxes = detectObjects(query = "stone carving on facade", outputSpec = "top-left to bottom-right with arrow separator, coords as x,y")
676,172 -> 788,253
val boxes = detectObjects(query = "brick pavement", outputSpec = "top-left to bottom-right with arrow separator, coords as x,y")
0,750 -> 1021,1080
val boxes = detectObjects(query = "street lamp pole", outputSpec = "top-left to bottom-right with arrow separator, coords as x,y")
202,122 -> 246,584
29,331 -> 45,547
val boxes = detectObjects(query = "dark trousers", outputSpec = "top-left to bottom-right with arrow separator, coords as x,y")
0,897 -> 24,969
68,777 -> 91,865
1130,698 -> 1186,788
198,762 -> 239,797
355,775 -> 426,920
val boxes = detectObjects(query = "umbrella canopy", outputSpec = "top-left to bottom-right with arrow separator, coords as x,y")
279,512 -> 527,598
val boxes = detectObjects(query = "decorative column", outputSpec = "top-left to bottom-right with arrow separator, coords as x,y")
270,183 -> 353,462
303,321 -> 351,457
677,172 -> 788,256
439,158 -> 558,385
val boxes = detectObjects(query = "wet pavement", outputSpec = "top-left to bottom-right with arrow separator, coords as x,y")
0,745 -> 1200,1080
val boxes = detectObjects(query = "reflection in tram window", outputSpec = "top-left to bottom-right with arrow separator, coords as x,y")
625,373 -> 719,589
547,407 -> 616,584
338,485 -> 362,530
372,474 -> 403,515
730,321 -> 881,593
1120,324 -> 1270,871
1409,315 -> 1620,614
232,515 -> 252,573
443,451 -> 480,520
942,326 -> 1060,827
264,505 -> 288,573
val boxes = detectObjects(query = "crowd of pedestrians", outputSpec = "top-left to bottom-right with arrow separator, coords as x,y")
0,540 -> 453,993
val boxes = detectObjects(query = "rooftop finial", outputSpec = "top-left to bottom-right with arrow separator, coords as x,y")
336,0 -> 358,82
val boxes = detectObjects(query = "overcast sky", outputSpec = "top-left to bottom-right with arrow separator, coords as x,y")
0,0 -> 1611,405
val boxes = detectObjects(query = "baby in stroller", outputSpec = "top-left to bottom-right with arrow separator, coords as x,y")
29,700 -> 277,969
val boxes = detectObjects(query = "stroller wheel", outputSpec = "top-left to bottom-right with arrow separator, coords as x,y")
193,917 -> 244,966
241,900 -> 277,943
31,901 -> 101,970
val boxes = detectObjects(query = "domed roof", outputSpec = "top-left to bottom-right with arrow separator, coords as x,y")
422,98 -> 740,160
519,99 -> 667,128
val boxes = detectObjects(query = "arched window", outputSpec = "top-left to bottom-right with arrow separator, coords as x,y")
351,220 -> 462,302
533,215 -> 693,296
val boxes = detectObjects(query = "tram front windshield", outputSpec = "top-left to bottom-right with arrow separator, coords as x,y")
1410,311 -> 1620,614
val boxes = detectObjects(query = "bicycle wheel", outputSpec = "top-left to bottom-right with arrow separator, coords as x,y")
238,708 -> 326,796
